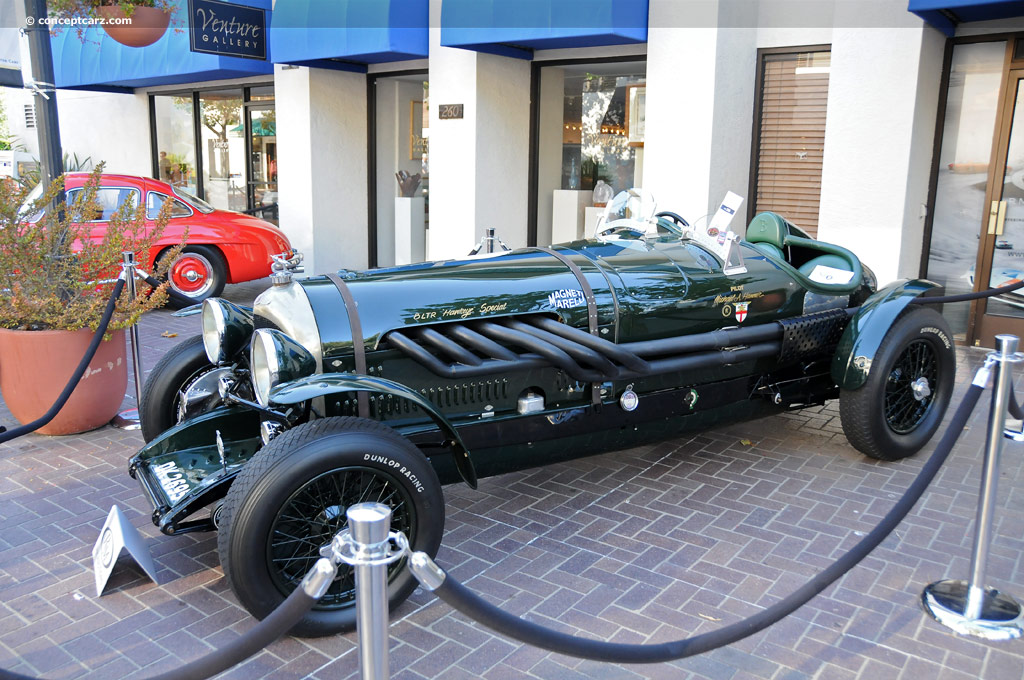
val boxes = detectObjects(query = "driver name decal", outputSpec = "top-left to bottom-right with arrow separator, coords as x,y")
153,462 -> 190,503
363,454 -> 425,492
548,289 -> 585,309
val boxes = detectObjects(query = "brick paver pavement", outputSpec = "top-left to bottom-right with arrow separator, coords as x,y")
0,279 -> 1022,679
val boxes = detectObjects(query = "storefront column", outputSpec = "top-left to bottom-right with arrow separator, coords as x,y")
427,0 -> 531,260
275,64 -> 368,276
817,14 -> 944,284
643,0 -> 756,222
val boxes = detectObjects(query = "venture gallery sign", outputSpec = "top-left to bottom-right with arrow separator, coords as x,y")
188,0 -> 266,61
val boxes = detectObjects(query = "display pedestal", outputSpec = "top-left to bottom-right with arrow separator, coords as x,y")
584,207 -> 603,236
552,190 -> 593,244
395,197 -> 425,264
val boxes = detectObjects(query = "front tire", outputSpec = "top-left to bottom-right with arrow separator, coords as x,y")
217,417 -> 444,637
840,307 -> 955,460
139,335 -> 215,442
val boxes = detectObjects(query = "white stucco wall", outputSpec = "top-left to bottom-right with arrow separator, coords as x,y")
1,86 -> 149,176
427,0 -> 531,259
427,0 -> 477,260
276,64 -> 368,276
57,89 -> 151,175
474,52 -> 530,249
816,17 -> 944,285
644,2 -> 720,221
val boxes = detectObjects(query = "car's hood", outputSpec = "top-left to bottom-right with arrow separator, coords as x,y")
258,235 -> 809,364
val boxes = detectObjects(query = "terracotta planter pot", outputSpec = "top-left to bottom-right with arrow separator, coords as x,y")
0,328 -> 127,436
98,5 -> 170,48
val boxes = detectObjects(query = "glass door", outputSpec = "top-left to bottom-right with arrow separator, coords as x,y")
924,41 -> 1006,344
372,73 -> 428,267
247,105 -> 277,224
198,89 -> 245,212
973,69 -> 1024,346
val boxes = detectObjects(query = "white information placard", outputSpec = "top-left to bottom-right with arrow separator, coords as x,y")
708,191 -> 744,235
692,191 -> 747,275
808,264 -> 855,285
93,505 -> 160,597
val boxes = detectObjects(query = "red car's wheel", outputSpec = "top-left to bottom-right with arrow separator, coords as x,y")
162,245 -> 227,308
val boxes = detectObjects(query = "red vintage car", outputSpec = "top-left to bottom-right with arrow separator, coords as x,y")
44,173 -> 292,306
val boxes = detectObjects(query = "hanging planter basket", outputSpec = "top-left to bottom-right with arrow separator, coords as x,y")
98,5 -> 170,48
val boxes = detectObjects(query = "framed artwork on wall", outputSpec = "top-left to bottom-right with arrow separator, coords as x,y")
410,100 -> 427,160
626,84 -> 645,147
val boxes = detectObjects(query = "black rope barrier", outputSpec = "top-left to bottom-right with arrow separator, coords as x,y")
416,380 -> 986,663
0,562 -> 327,680
910,279 -> 1024,305
0,277 -> 126,446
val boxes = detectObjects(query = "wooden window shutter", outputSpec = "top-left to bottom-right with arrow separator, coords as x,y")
754,50 -> 830,237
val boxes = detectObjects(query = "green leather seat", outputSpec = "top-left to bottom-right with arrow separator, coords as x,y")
751,242 -> 784,260
746,212 -> 791,250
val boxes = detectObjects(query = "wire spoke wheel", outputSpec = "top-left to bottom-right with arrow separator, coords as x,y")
219,417 -> 444,636
840,307 -> 955,461
884,339 -> 937,434
267,466 -> 414,609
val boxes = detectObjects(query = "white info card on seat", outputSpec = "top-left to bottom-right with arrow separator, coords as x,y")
808,264 -> 855,285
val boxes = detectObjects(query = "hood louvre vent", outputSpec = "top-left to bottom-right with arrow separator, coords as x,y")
335,379 -> 510,418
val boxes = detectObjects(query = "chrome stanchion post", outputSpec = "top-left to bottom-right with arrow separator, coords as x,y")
922,335 -> 1024,640
323,503 -> 409,680
486,227 -> 496,254
112,251 -> 143,430
351,504 -> 391,680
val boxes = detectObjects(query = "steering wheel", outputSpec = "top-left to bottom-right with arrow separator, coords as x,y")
655,211 -> 689,227
654,211 -> 689,237
597,223 -> 648,239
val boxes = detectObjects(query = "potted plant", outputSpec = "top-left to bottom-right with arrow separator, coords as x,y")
0,167 -> 180,435
47,0 -> 177,47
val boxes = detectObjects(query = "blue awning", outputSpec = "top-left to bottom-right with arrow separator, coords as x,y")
270,0 -> 428,70
441,0 -> 648,60
52,0 -> 272,90
909,0 -> 1024,36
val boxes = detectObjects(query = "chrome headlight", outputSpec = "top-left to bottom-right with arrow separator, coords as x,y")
250,328 -> 317,406
202,298 -> 254,364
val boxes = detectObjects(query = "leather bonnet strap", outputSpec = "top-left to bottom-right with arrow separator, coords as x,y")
325,272 -> 370,418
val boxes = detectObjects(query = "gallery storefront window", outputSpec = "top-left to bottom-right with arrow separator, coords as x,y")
533,59 -> 646,245
153,95 -> 198,196
151,84 -> 276,222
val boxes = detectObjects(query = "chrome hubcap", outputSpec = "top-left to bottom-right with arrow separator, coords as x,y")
911,376 -> 932,402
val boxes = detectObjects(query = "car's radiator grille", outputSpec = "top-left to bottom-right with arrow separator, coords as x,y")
252,316 -> 282,333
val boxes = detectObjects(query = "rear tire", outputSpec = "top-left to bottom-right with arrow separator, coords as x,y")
840,307 -> 955,460
217,417 -> 444,637
161,245 -> 227,308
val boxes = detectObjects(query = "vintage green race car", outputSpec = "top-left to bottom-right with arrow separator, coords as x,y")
129,191 -> 955,636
